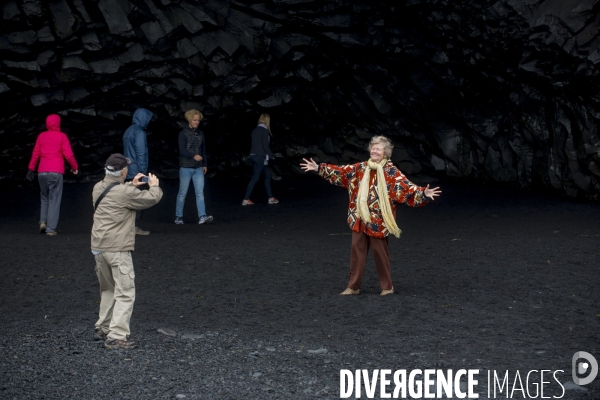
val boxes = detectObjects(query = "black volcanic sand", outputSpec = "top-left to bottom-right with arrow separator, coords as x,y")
1,175 -> 599,399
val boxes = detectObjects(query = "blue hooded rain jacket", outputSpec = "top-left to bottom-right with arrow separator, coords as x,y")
123,108 -> 153,179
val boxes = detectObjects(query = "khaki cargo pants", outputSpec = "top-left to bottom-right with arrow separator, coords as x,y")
94,251 -> 136,341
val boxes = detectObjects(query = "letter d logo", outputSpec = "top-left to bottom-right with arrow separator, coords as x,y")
572,351 -> 598,385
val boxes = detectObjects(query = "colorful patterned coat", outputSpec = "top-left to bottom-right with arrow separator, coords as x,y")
318,161 -> 429,238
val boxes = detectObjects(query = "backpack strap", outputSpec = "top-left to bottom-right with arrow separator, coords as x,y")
94,182 -> 120,211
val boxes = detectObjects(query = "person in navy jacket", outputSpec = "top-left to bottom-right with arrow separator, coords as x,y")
174,109 -> 213,225
123,108 -> 153,235
242,113 -> 279,206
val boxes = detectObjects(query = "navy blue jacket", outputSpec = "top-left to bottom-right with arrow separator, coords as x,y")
178,127 -> 207,168
123,109 -> 152,179
249,125 -> 274,160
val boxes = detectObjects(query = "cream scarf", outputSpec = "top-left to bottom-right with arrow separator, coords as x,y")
355,159 -> 402,238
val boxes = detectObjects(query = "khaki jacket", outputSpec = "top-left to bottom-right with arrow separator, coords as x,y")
91,175 -> 163,252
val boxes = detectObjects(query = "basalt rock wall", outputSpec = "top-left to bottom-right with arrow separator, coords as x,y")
1,0 -> 600,198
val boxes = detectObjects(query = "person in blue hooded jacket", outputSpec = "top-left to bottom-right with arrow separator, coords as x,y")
123,108 -> 153,235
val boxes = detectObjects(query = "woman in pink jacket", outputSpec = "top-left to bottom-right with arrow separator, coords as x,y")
27,114 -> 79,236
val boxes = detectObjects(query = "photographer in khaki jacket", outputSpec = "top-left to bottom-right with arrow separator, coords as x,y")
91,153 -> 162,350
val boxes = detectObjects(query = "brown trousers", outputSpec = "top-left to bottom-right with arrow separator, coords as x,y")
348,231 -> 393,290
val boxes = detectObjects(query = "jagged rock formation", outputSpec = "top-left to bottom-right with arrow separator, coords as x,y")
1,0 -> 599,198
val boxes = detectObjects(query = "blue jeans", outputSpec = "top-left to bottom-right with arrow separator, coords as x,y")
244,155 -> 273,199
176,167 -> 206,218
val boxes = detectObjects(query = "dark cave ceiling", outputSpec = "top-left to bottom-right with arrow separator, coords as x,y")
1,0 -> 600,198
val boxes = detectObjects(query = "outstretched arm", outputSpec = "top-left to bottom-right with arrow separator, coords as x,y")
424,184 -> 442,200
301,158 -> 357,189
300,158 -> 318,172
390,169 -> 440,207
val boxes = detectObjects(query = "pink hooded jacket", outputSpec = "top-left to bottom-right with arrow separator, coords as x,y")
28,114 -> 78,174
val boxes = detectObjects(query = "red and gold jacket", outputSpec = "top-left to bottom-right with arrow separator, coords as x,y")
318,161 -> 429,238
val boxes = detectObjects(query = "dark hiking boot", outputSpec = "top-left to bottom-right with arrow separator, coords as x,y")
104,338 -> 136,350
94,328 -> 108,341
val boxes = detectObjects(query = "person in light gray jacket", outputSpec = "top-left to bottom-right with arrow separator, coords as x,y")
91,153 -> 162,350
